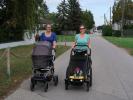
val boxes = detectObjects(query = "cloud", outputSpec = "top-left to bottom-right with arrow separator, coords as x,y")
45,0 -> 62,12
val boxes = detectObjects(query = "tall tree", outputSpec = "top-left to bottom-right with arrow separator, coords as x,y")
0,0 -> 44,42
37,0 -> 49,18
57,0 -> 68,31
81,10 -> 95,29
112,0 -> 133,25
67,0 -> 82,32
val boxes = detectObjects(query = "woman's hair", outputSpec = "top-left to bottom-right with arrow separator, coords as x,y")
79,24 -> 86,29
44,24 -> 52,30
46,24 -> 51,27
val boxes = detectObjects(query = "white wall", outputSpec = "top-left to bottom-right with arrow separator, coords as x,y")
112,23 -> 121,30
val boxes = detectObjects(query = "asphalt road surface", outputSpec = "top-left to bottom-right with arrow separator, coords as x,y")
5,35 -> 133,100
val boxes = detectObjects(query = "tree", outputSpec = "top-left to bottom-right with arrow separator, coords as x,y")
36,0 -> 49,19
43,1 -> 49,17
47,12 -> 60,33
112,1 -> 122,23
56,0 -> 95,33
81,10 -> 95,29
67,0 -> 82,32
47,12 -> 58,23
0,0 -> 45,42
57,0 -> 68,31
112,0 -> 133,24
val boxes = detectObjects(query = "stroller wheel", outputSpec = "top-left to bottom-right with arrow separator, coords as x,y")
30,78 -> 35,91
65,80 -> 69,90
44,83 -> 48,92
86,82 -> 89,92
30,82 -> 35,91
51,67 -> 55,74
65,84 -> 68,90
89,67 -> 92,87
53,75 -> 58,86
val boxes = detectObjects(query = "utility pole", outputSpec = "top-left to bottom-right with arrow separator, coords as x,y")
121,0 -> 125,37
104,14 -> 106,25
110,6 -> 112,25
104,14 -> 109,25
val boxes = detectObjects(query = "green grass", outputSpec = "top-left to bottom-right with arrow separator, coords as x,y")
57,35 -> 75,42
104,36 -> 133,55
0,45 -> 70,99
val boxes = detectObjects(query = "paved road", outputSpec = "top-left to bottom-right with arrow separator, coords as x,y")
5,35 -> 133,100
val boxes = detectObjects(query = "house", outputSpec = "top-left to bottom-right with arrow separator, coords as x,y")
112,20 -> 133,37
112,22 -> 121,31
38,18 -> 53,30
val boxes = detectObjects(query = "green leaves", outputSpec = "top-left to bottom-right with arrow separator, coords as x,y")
56,0 -> 95,33
0,0 -> 50,43
81,10 -> 95,30
112,0 -> 133,24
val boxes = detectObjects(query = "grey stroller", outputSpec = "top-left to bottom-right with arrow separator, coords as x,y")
30,41 -> 58,92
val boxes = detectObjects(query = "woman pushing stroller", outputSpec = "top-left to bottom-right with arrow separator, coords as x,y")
65,24 -> 92,91
35,24 -> 57,61
30,24 -> 58,92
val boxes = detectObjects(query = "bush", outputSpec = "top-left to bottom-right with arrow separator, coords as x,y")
0,27 -> 23,43
124,25 -> 133,29
102,25 -> 112,36
112,30 -> 121,37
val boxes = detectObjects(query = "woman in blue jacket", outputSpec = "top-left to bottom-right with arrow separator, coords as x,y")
39,24 -> 57,49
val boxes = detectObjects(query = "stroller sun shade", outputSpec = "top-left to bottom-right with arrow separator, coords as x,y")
32,41 -> 52,56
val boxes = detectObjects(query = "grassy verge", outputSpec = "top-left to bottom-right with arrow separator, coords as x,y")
0,45 -> 70,99
57,35 -> 75,42
104,36 -> 133,55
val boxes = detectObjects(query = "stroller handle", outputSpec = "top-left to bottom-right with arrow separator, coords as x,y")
72,45 -> 91,56
52,48 -> 56,52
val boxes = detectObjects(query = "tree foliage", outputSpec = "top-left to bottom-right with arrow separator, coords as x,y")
57,0 -> 68,31
0,0 -> 48,43
112,0 -> 133,24
67,0 -> 82,32
81,10 -> 95,29
56,0 -> 95,33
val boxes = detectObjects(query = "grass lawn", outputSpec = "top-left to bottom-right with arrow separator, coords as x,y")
0,45 -> 70,99
104,36 -> 133,55
57,35 -> 75,42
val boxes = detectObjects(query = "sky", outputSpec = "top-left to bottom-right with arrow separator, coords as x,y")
45,0 -> 114,26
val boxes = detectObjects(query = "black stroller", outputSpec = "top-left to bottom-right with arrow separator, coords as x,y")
65,45 -> 92,91
30,41 -> 58,92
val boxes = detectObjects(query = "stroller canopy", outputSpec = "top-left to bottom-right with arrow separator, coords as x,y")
32,41 -> 52,56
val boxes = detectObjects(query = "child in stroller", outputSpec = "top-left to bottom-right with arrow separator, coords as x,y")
65,45 -> 92,91
30,41 -> 58,92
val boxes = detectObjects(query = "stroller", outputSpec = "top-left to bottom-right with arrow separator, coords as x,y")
65,45 -> 92,91
30,41 -> 58,92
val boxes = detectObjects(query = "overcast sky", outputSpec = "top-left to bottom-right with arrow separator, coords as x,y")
45,0 -> 114,26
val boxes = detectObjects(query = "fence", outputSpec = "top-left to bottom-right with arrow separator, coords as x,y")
123,29 -> 133,37
0,47 -> 32,78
